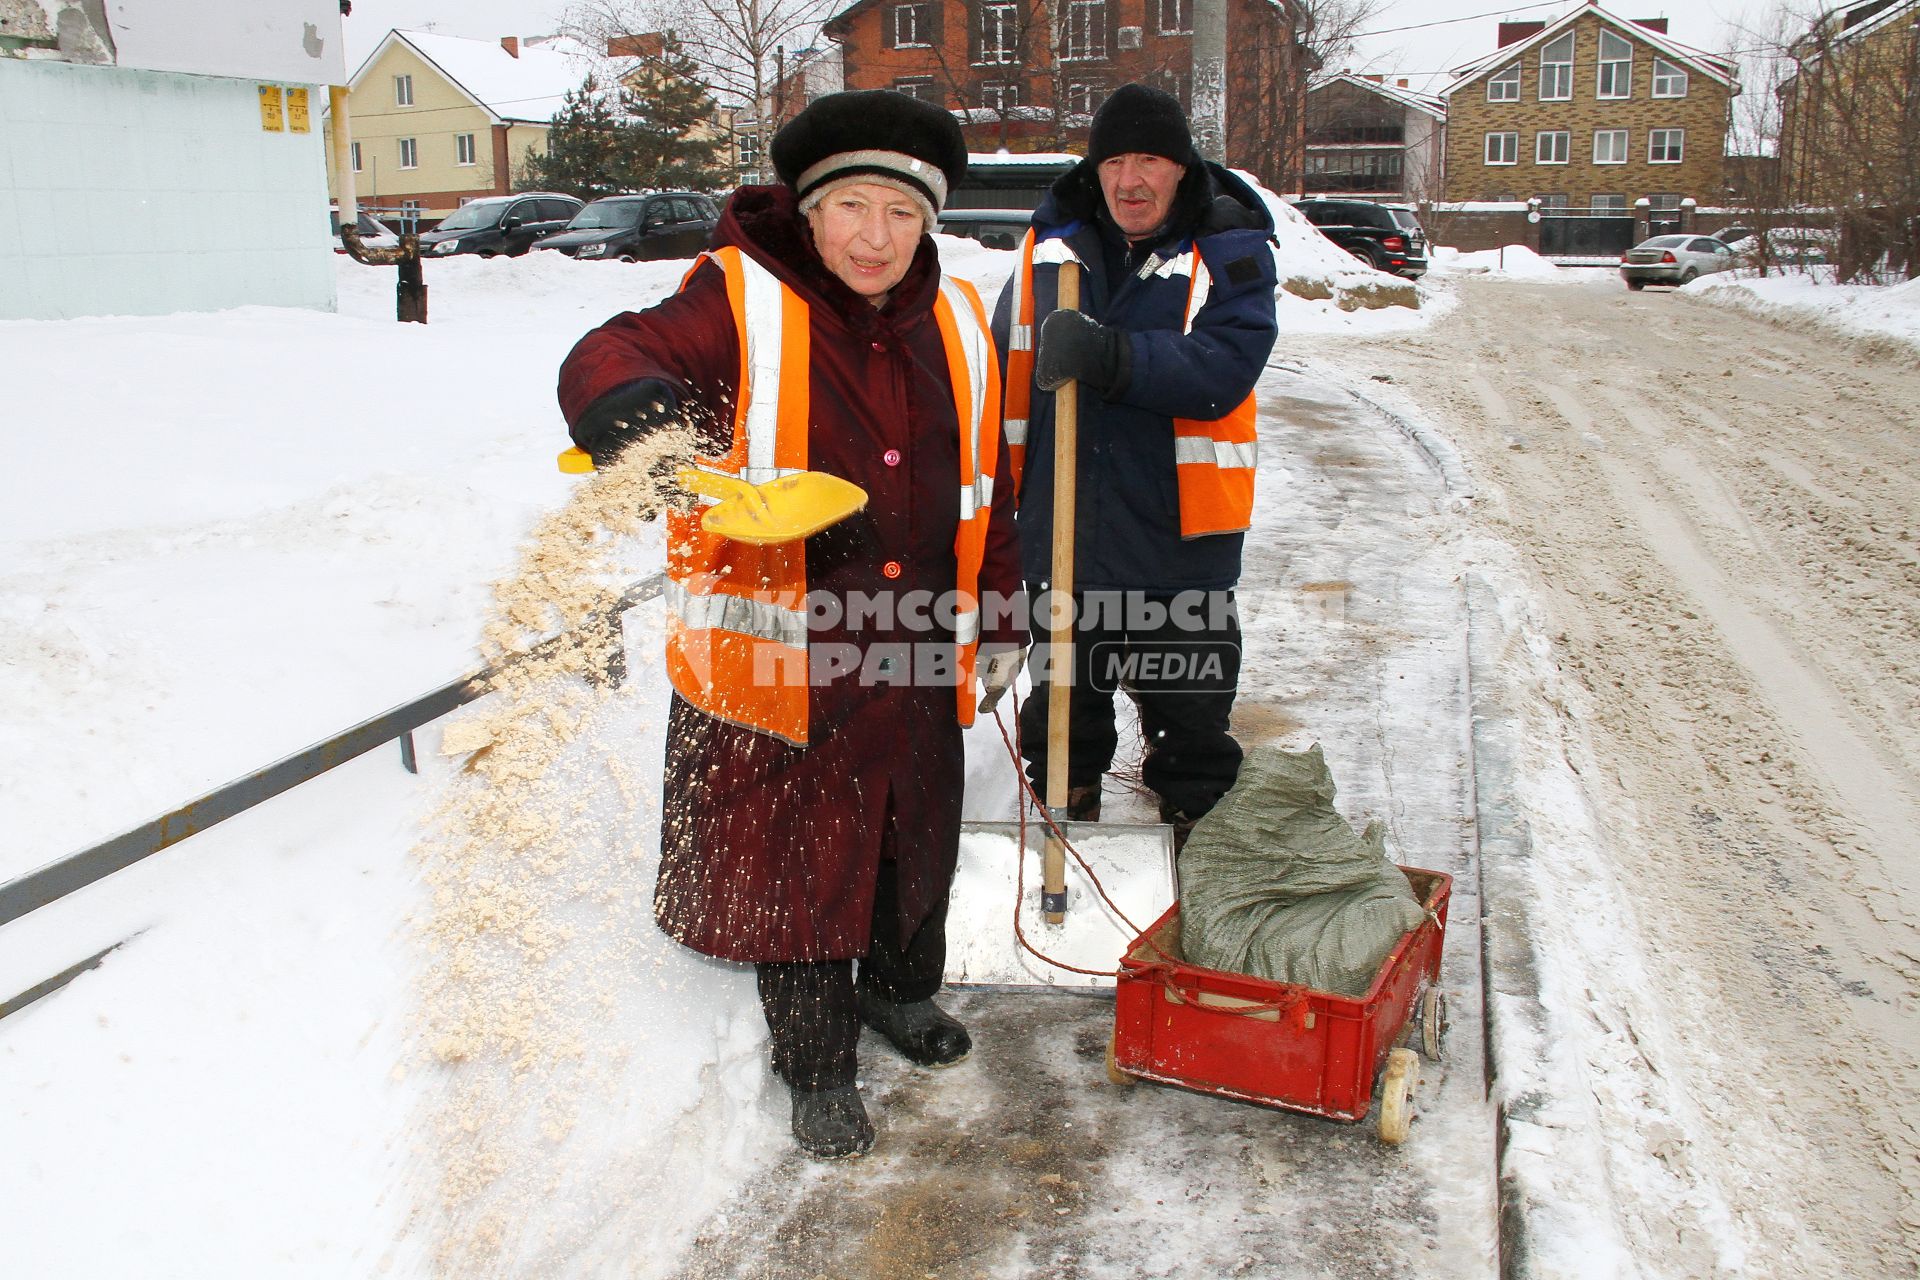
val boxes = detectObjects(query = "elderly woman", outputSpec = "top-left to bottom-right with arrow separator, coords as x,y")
557,91 -> 1024,1159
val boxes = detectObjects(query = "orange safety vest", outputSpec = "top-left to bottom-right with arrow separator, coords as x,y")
665,246 -> 1002,745
1004,230 -> 1257,539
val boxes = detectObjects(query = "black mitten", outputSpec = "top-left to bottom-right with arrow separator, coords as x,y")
1034,310 -> 1131,397
571,378 -> 682,468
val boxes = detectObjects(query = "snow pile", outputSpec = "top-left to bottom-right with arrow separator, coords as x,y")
1691,269 -> 1920,356
1428,244 -> 1573,281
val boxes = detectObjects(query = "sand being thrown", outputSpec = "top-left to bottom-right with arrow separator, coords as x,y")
406,429 -> 751,1275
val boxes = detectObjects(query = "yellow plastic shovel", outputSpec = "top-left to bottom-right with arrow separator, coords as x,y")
675,467 -> 868,545
556,449 -> 867,545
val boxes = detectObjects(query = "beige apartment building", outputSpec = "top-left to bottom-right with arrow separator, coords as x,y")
1440,2 -> 1737,214
333,30 -> 583,221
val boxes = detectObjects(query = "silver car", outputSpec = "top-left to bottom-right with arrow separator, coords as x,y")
1620,234 -> 1737,289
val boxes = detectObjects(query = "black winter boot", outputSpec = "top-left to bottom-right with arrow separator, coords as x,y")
858,991 -> 971,1067
789,1084 -> 874,1159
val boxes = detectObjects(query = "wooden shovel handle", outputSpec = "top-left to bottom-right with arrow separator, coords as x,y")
1043,263 -> 1080,924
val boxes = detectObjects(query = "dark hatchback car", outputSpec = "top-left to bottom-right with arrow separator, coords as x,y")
936,208 -> 1031,251
419,193 -> 583,258
1293,199 -> 1430,278
533,192 -> 721,262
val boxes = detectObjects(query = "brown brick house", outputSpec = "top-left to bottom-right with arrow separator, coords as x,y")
1439,2 -> 1736,215
1779,0 -> 1919,207
819,0 -> 1311,186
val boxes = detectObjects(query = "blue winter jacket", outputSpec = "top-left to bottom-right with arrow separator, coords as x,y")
991,159 -> 1278,592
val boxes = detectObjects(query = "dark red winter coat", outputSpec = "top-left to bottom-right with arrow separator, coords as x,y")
557,186 -> 1024,963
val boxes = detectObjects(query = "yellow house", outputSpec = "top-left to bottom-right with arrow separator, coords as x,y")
334,31 -> 589,221
1779,0 -> 1919,209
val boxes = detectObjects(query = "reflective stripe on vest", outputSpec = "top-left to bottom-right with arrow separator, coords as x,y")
1172,255 -> 1258,539
1005,235 -> 1255,537
666,247 -> 1001,743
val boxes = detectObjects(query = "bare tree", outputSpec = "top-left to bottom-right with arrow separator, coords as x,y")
1231,0 -> 1390,192
1750,0 -> 1919,281
563,0 -> 840,181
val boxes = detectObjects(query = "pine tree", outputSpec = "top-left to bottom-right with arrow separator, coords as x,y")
522,74 -> 626,199
619,45 -> 727,193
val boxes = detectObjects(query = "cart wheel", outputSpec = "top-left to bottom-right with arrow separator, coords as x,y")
1377,1048 -> 1419,1145
1420,987 -> 1446,1061
1105,1031 -> 1137,1087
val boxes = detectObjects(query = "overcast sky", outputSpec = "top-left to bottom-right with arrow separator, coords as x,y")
340,0 -> 1792,93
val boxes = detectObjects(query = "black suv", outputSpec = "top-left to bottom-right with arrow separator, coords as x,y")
532,192 -> 722,262
419,192 -> 583,258
1293,199 -> 1429,278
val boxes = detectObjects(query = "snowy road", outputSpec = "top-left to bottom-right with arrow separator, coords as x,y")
1305,275 -> 1920,1279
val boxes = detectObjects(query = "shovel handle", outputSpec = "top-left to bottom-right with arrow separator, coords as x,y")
1042,263 -> 1080,924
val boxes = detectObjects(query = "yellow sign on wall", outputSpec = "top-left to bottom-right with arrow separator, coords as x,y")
286,87 -> 310,133
258,85 -> 285,132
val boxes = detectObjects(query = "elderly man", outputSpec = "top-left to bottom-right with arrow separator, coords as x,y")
993,83 -> 1278,843
557,91 -> 1024,1160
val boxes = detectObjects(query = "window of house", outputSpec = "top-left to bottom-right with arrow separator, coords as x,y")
398,137 -> 418,169
350,141 -> 362,172
1649,194 -> 1681,210
1157,0 -> 1192,36
1598,30 -> 1633,98
1648,128 -> 1684,163
394,74 -> 413,107
1485,131 -> 1519,165
1536,193 -> 1569,210
1064,0 -> 1108,61
1593,129 -> 1628,164
890,3 -> 930,47
1487,62 -> 1521,102
980,80 -> 1023,112
892,77 -> 940,105
1536,130 -> 1569,164
1065,78 -> 1107,117
739,131 -> 762,170
1539,33 -> 1573,100
455,133 -> 476,166
1651,58 -> 1688,98
977,1 -> 1019,64
1590,193 -> 1627,211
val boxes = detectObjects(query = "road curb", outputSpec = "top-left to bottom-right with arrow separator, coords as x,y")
1463,573 -> 1557,1280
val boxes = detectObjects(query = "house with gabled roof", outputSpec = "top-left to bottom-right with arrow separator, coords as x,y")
332,30 -> 592,220
1439,1 -> 1737,218
1302,73 -> 1446,202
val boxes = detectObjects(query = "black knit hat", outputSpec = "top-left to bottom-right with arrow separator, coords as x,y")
772,89 -> 968,214
1087,83 -> 1196,166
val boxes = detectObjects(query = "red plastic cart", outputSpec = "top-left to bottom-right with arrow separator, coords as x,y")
1107,867 -> 1451,1144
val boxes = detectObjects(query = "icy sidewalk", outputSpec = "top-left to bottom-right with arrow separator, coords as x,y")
664,361 -> 1498,1278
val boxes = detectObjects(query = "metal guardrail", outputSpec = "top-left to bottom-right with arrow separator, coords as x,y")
0,573 -> 666,932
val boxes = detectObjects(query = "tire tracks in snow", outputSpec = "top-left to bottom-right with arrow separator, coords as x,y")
1304,277 -> 1920,1277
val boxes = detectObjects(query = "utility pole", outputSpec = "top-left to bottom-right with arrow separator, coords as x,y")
1191,0 -> 1227,161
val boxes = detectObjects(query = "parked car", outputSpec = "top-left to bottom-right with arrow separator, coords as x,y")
936,208 -> 1030,251
1292,199 -> 1429,278
1619,234 -> 1738,289
329,208 -> 399,253
419,193 -> 583,258
532,192 -> 721,262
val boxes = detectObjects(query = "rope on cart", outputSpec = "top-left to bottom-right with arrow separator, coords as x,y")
990,690 -> 1147,979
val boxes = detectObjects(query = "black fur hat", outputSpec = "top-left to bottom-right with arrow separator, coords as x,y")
1088,83 -> 1196,166
772,89 -> 967,215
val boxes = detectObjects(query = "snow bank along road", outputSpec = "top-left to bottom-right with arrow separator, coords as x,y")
1308,276 -> 1919,1278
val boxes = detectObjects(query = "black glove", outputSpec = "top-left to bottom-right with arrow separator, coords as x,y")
1034,309 -> 1130,397
572,378 -> 682,468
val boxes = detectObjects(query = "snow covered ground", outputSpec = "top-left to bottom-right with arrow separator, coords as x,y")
4,221 -> 1915,1276
1693,267 -> 1920,354
0,219 -> 1439,1276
